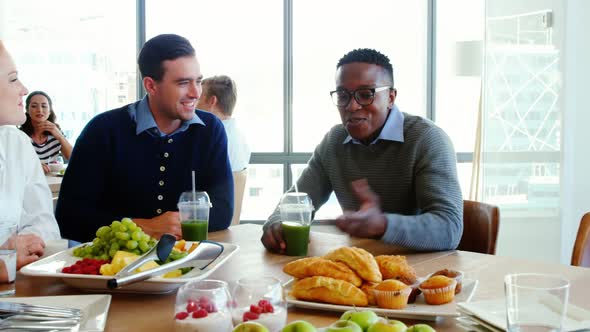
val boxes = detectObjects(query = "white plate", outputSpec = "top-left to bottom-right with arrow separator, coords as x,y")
48,171 -> 65,177
20,241 -> 239,294
285,278 -> 478,321
458,298 -> 590,332
1,294 -> 111,332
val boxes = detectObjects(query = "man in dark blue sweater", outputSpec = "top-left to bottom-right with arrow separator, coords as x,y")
56,34 -> 233,242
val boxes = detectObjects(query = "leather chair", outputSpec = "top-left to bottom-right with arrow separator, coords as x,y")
571,212 -> 590,267
457,200 -> 500,254
231,169 -> 248,226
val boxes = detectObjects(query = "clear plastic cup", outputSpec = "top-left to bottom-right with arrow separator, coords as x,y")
178,191 -> 211,241
174,279 -> 233,332
231,276 -> 287,332
279,192 -> 313,256
0,221 -> 17,296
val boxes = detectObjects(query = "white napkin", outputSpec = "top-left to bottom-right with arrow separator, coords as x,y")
457,298 -> 590,332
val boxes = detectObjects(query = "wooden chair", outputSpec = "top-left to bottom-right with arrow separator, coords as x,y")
571,212 -> 590,267
457,200 -> 500,254
231,169 -> 248,226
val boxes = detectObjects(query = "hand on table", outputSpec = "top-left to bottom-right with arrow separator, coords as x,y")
16,234 -> 46,269
335,179 -> 387,239
134,212 -> 182,240
40,162 -> 50,174
261,222 -> 286,254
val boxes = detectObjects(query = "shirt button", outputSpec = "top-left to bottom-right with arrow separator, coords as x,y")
157,195 -> 163,201
168,138 -> 173,143
159,180 -> 164,186
160,166 -> 165,172
164,152 -> 169,158
156,208 -> 162,214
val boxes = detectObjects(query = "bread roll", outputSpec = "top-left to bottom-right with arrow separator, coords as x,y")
283,257 -> 362,287
291,276 -> 368,306
324,247 -> 382,283
375,255 -> 417,285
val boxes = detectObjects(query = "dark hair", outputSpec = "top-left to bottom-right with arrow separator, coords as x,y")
137,34 -> 195,81
202,75 -> 237,116
337,48 -> 394,87
19,91 -> 59,136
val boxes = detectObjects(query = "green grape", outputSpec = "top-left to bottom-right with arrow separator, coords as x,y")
138,241 -> 150,253
127,223 -> 138,232
96,226 -> 110,238
141,234 -> 150,242
110,242 -> 120,251
131,231 -> 142,241
126,240 -> 138,250
116,232 -> 130,241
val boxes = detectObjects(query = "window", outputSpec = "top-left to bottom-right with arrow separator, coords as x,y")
0,0 -> 137,143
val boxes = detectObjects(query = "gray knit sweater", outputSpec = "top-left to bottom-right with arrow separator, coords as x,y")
264,112 -> 463,251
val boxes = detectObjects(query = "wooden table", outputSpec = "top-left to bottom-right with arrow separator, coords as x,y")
45,174 -> 62,197
14,224 -> 590,331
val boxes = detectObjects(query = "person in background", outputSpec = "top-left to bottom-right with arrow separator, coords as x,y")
0,40 -> 61,270
19,91 -> 72,173
196,75 -> 250,172
261,48 -> 463,254
56,34 -> 233,242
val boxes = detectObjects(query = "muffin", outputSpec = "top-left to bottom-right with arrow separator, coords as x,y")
419,275 -> 457,305
372,279 -> 412,309
431,269 -> 464,294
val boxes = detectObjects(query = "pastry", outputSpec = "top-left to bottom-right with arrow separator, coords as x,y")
419,275 -> 457,305
372,279 -> 412,309
283,257 -> 362,287
290,276 -> 368,306
324,247 -> 382,283
431,269 -> 464,294
360,281 -> 379,305
375,255 -> 417,285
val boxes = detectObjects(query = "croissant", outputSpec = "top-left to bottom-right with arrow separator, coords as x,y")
324,247 -> 382,283
360,281 -> 379,306
283,257 -> 362,287
375,255 -> 417,285
291,276 -> 368,306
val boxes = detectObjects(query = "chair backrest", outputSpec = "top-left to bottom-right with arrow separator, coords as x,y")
458,200 -> 500,254
231,169 -> 248,226
571,212 -> 590,267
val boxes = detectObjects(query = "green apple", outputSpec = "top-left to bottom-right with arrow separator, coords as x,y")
233,321 -> 270,332
367,318 -> 407,332
281,320 -> 317,332
325,320 -> 363,332
340,310 -> 379,331
405,324 -> 436,332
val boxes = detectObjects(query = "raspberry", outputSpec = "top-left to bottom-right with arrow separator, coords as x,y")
186,301 -> 198,313
258,300 -> 270,307
175,312 -> 189,320
263,303 -> 274,313
243,311 -> 260,322
201,302 -> 217,313
192,309 -> 208,319
250,305 -> 263,314
198,296 -> 210,306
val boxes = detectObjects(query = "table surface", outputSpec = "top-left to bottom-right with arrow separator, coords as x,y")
45,174 -> 62,194
14,224 -> 590,331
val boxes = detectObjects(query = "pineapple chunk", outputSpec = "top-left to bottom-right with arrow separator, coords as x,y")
162,269 -> 182,278
98,250 -> 161,276
174,240 -> 186,251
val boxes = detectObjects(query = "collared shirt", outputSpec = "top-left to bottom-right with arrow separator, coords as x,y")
0,126 -> 61,240
343,105 -> 405,145
129,96 -> 205,137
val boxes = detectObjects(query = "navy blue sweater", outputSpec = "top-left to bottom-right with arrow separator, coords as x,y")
56,105 -> 233,242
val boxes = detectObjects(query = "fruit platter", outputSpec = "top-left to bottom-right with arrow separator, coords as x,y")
20,218 -> 239,294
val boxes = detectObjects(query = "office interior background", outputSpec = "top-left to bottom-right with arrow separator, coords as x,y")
1,0 -> 588,265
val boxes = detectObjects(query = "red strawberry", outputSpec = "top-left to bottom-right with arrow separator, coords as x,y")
186,301 -> 198,313
250,305 -> 263,314
243,311 -> 260,322
192,309 -> 208,319
175,312 -> 189,320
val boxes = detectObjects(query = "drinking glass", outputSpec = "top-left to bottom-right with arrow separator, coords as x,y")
178,191 -> 211,241
174,279 -> 233,332
279,192 -> 314,256
505,273 -> 570,332
0,221 -> 18,296
231,276 -> 287,332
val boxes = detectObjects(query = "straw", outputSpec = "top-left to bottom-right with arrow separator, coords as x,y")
290,165 -> 306,225
192,171 -> 196,201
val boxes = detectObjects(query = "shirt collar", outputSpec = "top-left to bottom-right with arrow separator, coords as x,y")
129,95 -> 205,137
343,104 -> 405,145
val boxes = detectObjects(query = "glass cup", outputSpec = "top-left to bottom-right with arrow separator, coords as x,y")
174,279 -> 233,332
0,221 -> 18,296
178,191 -> 212,241
279,192 -> 313,256
505,273 -> 570,332
231,276 -> 287,332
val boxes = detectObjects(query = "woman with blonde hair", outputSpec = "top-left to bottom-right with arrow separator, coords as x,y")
0,40 -> 60,273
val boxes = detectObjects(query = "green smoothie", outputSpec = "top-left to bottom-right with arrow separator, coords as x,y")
181,220 -> 208,241
281,221 -> 311,256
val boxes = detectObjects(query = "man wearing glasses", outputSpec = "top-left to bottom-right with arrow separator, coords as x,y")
261,48 -> 462,253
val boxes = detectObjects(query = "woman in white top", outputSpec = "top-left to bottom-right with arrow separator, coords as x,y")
0,40 -> 60,271
19,91 -> 72,173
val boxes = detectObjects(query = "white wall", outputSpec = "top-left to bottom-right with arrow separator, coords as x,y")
560,0 -> 590,263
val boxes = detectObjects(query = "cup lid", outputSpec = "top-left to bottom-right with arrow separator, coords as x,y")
178,191 -> 212,207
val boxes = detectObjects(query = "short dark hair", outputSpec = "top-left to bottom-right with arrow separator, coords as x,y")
20,91 -> 59,136
337,48 -> 394,87
202,75 -> 237,116
137,34 -> 195,81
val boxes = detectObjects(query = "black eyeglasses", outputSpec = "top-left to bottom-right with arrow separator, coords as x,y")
329,86 -> 392,107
